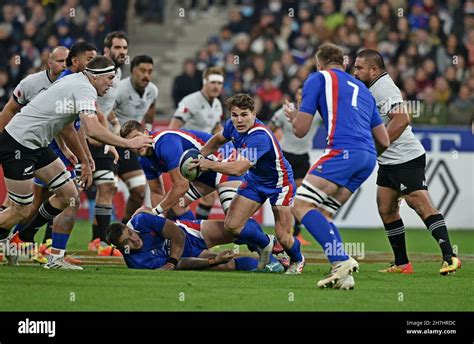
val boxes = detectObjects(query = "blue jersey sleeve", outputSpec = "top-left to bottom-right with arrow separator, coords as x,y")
158,138 -> 184,171
140,157 -> 161,180
299,73 -> 324,115
242,131 -> 271,165
370,100 -> 383,128
133,212 -> 167,235
124,254 -> 168,269
222,119 -> 234,140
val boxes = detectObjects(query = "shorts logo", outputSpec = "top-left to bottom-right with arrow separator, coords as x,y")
23,165 -> 34,176
400,183 -> 407,191
422,180 -> 428,187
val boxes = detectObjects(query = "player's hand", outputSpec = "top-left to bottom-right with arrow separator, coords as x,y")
78,162 -> 93,190
215,249 -> 234,264
189,158 -> 212,172
127,135 -> 153,149
87,155 -> 96,172
283,100 -> 297,123
106,145 -> 119,164
63,147 -> 79,167
158,262 -> 176,270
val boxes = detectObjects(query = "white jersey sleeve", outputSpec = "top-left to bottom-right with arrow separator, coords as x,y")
173,94 -> 194,124
369,73 -> 425,165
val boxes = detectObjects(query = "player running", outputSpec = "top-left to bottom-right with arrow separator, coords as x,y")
109,55 -> 158,224
0,56 -> 153,269
190,93 -> 304,274
354,49 -> 461,275
285,43 -> 390,289
106,206 -> 285,272
87,31 -> 128,256
169,66 -> 225,220
119,120 -> 243,221
269,87 -> 318,246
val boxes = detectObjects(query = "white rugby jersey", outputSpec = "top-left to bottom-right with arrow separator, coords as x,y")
97,67 -> 122,115
369,73 -> 425,165
271,107 -> 319,155
6,72 -> 97,149
173,91 -> 223,133
114,77 -> 158,126
12,69 -> 54,106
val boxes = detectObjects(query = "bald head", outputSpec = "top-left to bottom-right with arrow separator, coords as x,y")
353,49 -> 386,86
48,46 -> 69,80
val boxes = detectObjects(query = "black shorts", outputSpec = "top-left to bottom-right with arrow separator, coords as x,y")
88,142 -> 115,172
377,154 -> 428,195
116,147 -> 142,176
283,151 -> 310,180
0,130 -> 58,180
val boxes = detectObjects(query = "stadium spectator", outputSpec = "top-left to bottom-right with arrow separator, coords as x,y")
447,84 -> 474,125
172,59 -> 203,108
415,86 -> 448,125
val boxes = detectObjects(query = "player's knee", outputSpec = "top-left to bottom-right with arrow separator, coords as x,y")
223,217 -> 241,236
98,182 -> 116,200
54,186 -> 79,208
129,185 -> 145,202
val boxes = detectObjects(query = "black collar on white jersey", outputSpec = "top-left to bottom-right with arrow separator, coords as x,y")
369,72 -> 388,88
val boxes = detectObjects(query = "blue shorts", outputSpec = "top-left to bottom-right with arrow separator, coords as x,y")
177,220 -> 208,257
308,148 -> 376,193
237,175 -> 296,206
34,147 -> 76,188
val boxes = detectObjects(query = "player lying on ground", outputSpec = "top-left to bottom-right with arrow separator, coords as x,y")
285,43 -> 390,289
354,49 -> 461,275
106,206 -> 285,272
119,120 -> 243,220
0,56 -> 153,270
189,93 -> 304,274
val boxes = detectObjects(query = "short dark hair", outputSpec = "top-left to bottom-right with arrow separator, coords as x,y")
105,222 -> 127,249
356,49 -> 386,70
120,120 -> 145,138
103,31 -> 128,49
86,55 -> 114,70
316,43 -> 344,67
224,93 -> 254,111
130,55 -> 154,72
66,41 -> 97,67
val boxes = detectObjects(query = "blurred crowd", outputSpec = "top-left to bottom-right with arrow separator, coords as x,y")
0,0 -> 128,109
173,0 -> 474,126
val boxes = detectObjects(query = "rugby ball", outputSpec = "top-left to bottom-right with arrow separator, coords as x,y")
179,149 -> 203,181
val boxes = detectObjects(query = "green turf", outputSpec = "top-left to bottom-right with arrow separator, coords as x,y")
1,221 -> 473,311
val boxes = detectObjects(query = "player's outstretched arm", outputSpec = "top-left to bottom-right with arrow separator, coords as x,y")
80,113 -> 153,149
191,156 -> 251,176
173,250 -> 234,270
152,167 -> 189,215
372,123 -> 390,156
200,132 -> 228,157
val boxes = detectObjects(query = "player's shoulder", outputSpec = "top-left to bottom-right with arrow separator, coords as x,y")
248,120 -> 273,138
180,91 -> 201,105
146,81 -> 159,96
369,73 -> 402,97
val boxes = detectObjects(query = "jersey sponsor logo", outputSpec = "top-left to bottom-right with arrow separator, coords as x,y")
23,165 -> 34,176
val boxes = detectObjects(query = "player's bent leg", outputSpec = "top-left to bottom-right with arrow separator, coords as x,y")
216,180 -> 240,214
376,186 -> 412,272
272,205 -> 305,274
196,192 -> 216,220
405,190 -> 458,273
121,170 -> 147,222
225,194 -> 272,269
200,220 -> 236,248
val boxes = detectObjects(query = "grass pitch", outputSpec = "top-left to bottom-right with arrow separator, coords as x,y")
1,221 -> 473,311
